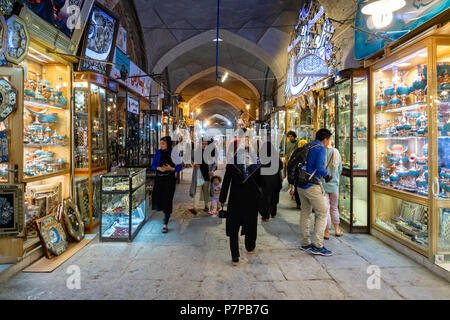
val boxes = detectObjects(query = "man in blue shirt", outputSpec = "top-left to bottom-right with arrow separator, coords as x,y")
297,129 -> 333,256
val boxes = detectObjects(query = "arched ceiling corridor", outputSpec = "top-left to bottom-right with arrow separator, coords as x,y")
133,0 -> 308,126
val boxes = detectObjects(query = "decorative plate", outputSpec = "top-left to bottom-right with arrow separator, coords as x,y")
6,15 -> 29,64
387,142 -> 408,155
0,77 -> 17,121
0,184 -> 24,238
37,214 -> 67,258
63,198 -> 84,242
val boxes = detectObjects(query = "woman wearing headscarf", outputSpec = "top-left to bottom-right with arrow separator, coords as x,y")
152,136 -> 182,233
322,146 -> 343,239
260,138 -> 283,220
219,137 -> 267,266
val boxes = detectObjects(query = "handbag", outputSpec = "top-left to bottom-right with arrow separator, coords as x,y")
218,209 -> 227,219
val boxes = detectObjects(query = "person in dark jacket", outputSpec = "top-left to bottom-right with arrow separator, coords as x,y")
219,138 -> 266,266
260,140 -> 283,219
151,136 -> 182,233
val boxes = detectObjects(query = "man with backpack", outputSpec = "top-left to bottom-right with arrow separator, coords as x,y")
287,129 -> 333,256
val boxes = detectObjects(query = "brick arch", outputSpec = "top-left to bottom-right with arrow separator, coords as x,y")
188,86 -> 247,113
175,66 -> 260,101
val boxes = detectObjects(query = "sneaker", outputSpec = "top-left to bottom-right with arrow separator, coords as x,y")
300,244 -> 313,253
310,245 -> 333,256
208,210 -> 214,215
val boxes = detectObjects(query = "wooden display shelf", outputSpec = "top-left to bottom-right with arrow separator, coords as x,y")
23,169 -> 70,183
372,184 -> 429,206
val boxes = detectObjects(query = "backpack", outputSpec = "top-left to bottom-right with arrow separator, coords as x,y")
287,143 -> 321,187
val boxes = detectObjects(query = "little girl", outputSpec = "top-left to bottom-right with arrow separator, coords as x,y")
209,176 -> 222,215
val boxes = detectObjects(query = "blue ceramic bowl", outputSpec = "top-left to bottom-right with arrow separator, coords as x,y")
387,156 -> 400,163
385,88 -> 395,97
408,169 -> 420,178
376,101 -> 388,107
390,98 -> 401,105
416,180 -> 427,188
402,156 -> 409,163
397,171 -> 408,178
397,86 -> 409,95
390,175 -> 400,182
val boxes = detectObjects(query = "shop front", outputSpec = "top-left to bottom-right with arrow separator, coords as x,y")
0,1 -> 94,261
356,2 -> 450,271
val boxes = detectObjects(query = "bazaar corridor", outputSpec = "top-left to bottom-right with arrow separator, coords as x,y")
1,167 -> 449,300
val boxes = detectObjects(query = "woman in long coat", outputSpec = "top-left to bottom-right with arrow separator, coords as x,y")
152,136 -> 182,233
219,141 -> 267,266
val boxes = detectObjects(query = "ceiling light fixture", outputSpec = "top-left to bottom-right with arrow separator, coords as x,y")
212,38 -> 223,42
221,72 -> 229,83
361,0 -> 405,29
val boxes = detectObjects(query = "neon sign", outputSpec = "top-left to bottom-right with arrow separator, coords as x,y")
285,0 -> 335,98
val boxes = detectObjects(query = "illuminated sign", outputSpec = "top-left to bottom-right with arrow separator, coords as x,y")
285,0 -> 335,98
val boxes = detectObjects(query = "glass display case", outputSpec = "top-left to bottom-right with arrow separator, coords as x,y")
73,72 -> 108,232
139,99 -> 151,167
336,69 -> 369,232
126,106 -> 140,167
106,88 -> 125,170
370,30 -> 450,262
144,110 -> 162,166
100,168 -> 146,241
322,78 -> 336,144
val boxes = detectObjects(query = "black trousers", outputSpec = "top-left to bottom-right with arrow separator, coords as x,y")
229,231 -> 256,259
294,187 -> 301,206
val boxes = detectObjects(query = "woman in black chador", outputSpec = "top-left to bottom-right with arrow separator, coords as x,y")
219,138 -> 268,266
260,140 -> 283,219
151,136 -> 182,233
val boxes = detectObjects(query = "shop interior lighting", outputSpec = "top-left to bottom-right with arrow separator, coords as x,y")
27,53 -> 47,63
29,47 -> 56,62
74,82 -> 88,88
362,0 -> 405,29
212,38 -> 223,42
380,48 -> 426,71
396,63 -> 411,67
246,104 -> 250,110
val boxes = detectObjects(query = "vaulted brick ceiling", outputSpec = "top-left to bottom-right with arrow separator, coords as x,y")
133,0 -> 308,123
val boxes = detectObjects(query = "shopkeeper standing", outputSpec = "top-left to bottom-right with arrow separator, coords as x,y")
152,136 -> 182,233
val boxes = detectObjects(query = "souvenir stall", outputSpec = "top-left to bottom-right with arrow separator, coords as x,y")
335,68 -> 369,233
366,19 -> 450,265
0,0 -> 94,262
73,2 -> 119,233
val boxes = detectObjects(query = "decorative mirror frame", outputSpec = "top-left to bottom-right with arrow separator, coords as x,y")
0,184 -> 24,238
6,15 -> 30,65
36,213 -> 67,258
62,198 -> 85,242
0,77 -> 17,122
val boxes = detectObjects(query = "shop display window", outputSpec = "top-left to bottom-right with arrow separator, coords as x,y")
300,108 -> 313,141
22,52 -> 70,180
90,84 -> 106,168
374,47 -> 429,195
374,192 -> 429,249
324,87 -> 336,138
74,84 -> 89,169
436,44 -> 450,199
100,168 -> 146,241
287,106 -> 300,140
106,90 -> 124,170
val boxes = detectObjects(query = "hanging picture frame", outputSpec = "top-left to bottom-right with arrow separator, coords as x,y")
62,198 -> 84,242
36,213 -> 68,258
0,77 -> 17,122
76,179 -> 90,224
0,184 -> 24,238
0,16 -> 8,66
5,15 -> 30,65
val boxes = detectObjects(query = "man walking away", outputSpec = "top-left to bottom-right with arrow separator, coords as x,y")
297,129 -> 333,256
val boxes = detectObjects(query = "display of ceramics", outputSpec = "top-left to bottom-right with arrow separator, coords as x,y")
5,15 -> 29,64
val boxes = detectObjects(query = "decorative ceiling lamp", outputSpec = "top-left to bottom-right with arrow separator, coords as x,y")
0,0 -> 14,17
361,0 -> 406,29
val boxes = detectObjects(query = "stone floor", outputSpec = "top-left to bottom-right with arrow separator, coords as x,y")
0,167 -> 449,300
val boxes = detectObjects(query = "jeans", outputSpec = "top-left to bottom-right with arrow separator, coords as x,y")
297,185 -> 328,248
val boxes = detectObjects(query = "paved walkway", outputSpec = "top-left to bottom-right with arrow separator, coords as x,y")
1,167 -> 449,300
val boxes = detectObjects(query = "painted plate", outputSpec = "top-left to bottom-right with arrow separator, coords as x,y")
0,77 -> 17,122
39,215 -> 67,256
63,198 -> 85,242
387,142 -> 408,155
